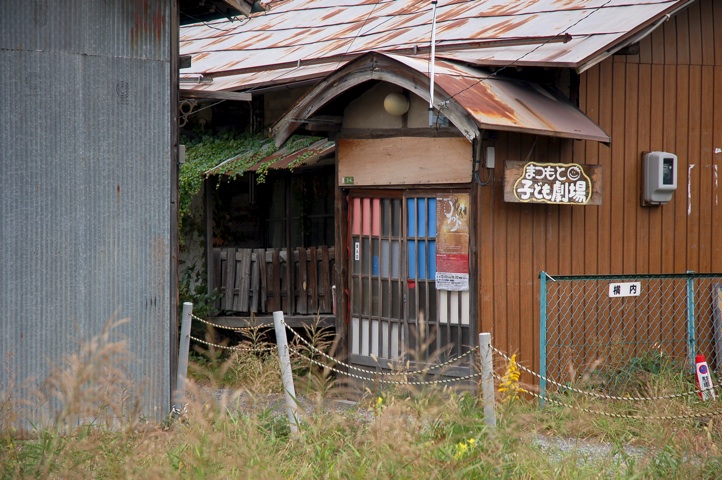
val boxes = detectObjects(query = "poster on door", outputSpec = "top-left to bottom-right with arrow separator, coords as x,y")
436,193 -> 469,291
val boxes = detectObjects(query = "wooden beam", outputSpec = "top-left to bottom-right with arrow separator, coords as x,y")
223,0 -> 252,16
180,89 -> 252,102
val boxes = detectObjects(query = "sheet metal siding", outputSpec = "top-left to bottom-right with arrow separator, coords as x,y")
0,1 -> 171,423
476,0 -> 722,376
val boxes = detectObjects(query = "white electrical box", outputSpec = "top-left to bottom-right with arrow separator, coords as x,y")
642,151 -> 677,206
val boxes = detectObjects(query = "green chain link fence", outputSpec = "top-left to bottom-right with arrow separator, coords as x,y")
540,272 -> 722,396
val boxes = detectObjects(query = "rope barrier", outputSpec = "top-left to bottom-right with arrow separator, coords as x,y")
192,313 -> 274,332
279,315 -> 477,376
189,334 -> 277,353
290,346 -> 482,386
187,310 -> 721,412
494,372 -> 722,420
491,346 -> 716,402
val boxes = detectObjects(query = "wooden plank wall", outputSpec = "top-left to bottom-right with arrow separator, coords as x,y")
477,0 -> 722,374
212,246 -> 336,315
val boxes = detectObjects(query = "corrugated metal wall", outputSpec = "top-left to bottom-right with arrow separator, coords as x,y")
0,0 -> 173,423
477,0 -> 722,375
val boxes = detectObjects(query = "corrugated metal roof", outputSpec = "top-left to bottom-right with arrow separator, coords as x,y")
180,0 -> 692,91
391,54 -> 610,142
205,138 -> 335,176
272,52 -> 609,145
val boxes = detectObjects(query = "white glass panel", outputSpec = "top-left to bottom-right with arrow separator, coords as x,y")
382,321 -> 389,359
461,291 -> 470,325
391,324 -> 400,360
352,317 -> 360,355
450,292 -> 459,325
371,320 -> 379,357
361,319 -> 370,356
439,291 -> 448,324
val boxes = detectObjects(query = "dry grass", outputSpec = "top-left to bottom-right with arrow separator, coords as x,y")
2,320 -> 722,479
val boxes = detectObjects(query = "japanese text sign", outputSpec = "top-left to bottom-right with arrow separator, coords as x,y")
608,282 -> 641,298
504,161 -> 602,205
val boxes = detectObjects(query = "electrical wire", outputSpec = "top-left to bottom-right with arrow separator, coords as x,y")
180,11 -> 248,32
441,0 -> 614,107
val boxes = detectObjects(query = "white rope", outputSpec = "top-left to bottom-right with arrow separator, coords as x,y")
492,346 -> 716,401
192,313 -> 274,332
291,346 -> 481,386
189,334 -> 276,353
493,372 -> 722,421
279,315 -> 476,376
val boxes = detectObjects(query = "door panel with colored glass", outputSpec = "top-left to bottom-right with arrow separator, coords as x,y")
349,192 -> 471,367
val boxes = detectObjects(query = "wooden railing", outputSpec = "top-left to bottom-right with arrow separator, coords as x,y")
210,246 -> 335,315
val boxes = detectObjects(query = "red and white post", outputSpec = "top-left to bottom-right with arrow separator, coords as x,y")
695,354 -> 716,401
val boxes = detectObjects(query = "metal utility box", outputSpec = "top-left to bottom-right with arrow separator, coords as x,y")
642,151 -> 677,206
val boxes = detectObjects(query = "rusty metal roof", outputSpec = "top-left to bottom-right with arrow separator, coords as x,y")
272,52 -> 609,145
205,137 -> 335,176
390,54 -> 610,143
181,0 -> 693,91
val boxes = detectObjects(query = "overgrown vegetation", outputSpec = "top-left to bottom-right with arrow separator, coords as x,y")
3,322 -> 722,479
179,131 -> 322,240
178,131 -> 323,318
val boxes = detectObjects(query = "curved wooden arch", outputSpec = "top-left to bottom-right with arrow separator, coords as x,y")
272,53 -> 479,147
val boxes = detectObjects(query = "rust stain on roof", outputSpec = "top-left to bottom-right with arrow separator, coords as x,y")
479,16 -> 539,37
485,0 -> 543,16
181,0 -> 688,87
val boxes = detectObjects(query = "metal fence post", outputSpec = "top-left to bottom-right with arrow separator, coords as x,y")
478,332 -> 496,427
687,274 -> 696,370
174,302 -> 193,410
539,272 -> 547,406
273,311 -> 299,433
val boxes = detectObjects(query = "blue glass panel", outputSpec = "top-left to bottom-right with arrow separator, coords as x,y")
407,241 -> 416,278
429,240 -> 436,277
407,198 -> 416,237
372,239 -> 379,276
428,198 -> 437,238
418,241 -> 427,279
417,198 -> 426,236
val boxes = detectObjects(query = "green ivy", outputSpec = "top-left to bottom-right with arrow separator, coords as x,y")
179,132 -> 323,234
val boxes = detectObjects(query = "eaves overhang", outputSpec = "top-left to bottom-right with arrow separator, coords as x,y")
273,52 -> 610,148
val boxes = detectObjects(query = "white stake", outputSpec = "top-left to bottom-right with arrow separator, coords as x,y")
478,332 -> 497,427
273,311 -> 299,433
174,302 -> 193,412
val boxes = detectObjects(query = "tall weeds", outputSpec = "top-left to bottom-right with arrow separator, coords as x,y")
3,319 -> 722,479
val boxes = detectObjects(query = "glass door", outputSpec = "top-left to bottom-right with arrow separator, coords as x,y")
349,191 -> 472,367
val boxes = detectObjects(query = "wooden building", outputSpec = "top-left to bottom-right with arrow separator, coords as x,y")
181,0 -> 722,376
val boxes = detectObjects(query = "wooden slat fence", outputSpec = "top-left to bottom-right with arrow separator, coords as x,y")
211,246 -> 335,315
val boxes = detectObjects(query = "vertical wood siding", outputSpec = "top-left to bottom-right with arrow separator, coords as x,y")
477,0 -> 722,374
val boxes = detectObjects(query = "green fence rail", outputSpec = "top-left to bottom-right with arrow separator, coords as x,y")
540,272 -> 722,398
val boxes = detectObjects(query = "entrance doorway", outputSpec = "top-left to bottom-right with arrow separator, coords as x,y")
348,191 -> 472,370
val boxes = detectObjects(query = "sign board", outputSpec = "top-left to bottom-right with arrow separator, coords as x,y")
608,282 -> 641,298
435,193 -> 469,291
504,161 -> 602,205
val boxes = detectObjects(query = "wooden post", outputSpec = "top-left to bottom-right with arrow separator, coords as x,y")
174,302 -> 193,410
273,311 -> 299,433
478,332 -> 496,427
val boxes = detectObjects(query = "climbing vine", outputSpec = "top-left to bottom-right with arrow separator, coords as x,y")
179,131 -> 323,241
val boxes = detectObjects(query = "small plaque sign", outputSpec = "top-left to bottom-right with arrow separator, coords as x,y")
504,161 -> 602,205
608,282 -> 641,298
